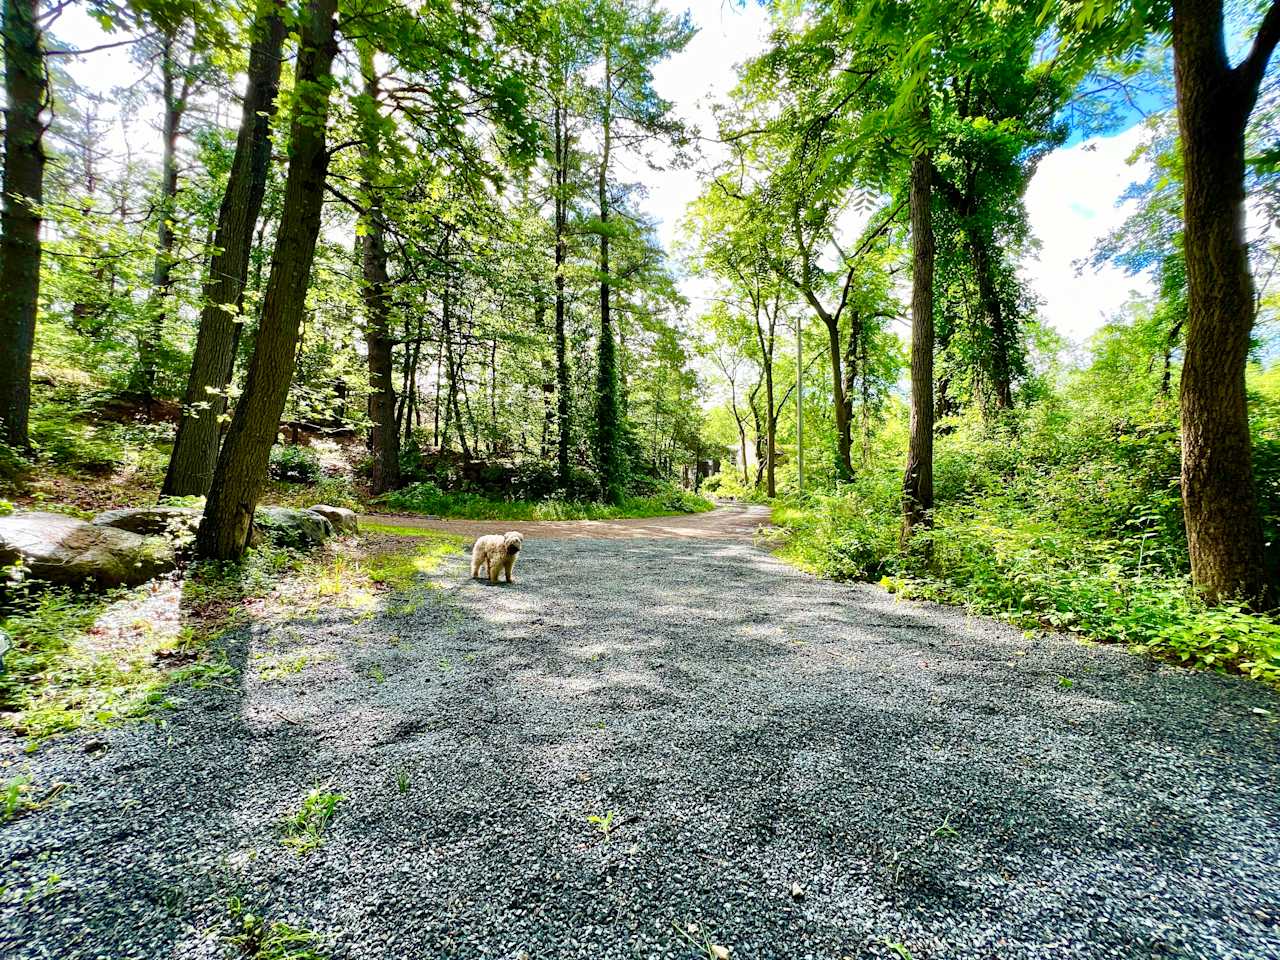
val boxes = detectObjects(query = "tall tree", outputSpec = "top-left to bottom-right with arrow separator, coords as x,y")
901,151 -> 935,545
587,0 -> 691,504
197,0 -> 340,560
163,0 -> 287,496
1170,0 -> 1279,604
0,0 -> 46,451
357,40 -> 401,495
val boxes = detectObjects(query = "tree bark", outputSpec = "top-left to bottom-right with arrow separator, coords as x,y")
902,152 -> 935,547
358,42 -> 401,495
0,0 -> 45,451
196,0 -> 339,560
595,40 -> 625,504
553,97 -> 572,486
1171,0 -> 1279,605
968,228 -> 1014,410
164,0 -> 285,496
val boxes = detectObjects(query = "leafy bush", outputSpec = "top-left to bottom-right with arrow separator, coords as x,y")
373,480 -> 712,521
269,445 -> 322,484
770,383 -> 1280,687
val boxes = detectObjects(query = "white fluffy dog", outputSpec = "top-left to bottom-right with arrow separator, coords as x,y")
470,531 -> 524,584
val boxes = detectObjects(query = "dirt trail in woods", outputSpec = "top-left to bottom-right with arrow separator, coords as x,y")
3,512 -> 1279,959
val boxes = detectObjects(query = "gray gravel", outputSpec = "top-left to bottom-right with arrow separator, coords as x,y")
2,536 -> 1279,960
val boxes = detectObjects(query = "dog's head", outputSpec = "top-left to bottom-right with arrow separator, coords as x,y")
503,531 -> 523,555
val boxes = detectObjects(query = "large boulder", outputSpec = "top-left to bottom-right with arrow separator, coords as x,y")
308,504 -> 358,535
94,506 -> 202,539
0,511 -> 176,588
253,506 -> 333,548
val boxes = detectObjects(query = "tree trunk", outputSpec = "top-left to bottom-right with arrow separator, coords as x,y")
821,313 -> 854,481
0,0 -> 45,450
164,0 -> 285,496
141,29 -> 186,408
553,98 -> 572,487
594,42 -> 624,504
1172,0 -> 1276,605
968,228 -> 1014,410
902,152 -> 935,547
358,43 -> 401,495
196,0 -> 338,561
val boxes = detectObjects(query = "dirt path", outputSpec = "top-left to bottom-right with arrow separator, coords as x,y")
364,501 -> 772,541
3,527 -> 1278,959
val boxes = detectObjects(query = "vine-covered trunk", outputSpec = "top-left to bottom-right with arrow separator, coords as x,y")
0,0 -> 45,450
358,44 -> 401,495
164,0 -> 285,496
968,229 -> 1014,410
196,0 -> 339,561
1172,0 -> 1274,605
901,151 -> 935,547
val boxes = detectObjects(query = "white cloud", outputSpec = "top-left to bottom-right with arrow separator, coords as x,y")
1021,125 -> 1154,343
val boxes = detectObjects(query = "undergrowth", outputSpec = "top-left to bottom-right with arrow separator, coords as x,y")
372,480 -> 713,520
767,379 -> 1280,687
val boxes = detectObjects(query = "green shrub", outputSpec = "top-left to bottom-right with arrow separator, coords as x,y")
269,445 -> 322,484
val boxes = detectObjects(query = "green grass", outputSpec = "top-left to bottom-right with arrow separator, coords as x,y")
281,787 -> 344,854
228,899 -> 328,960
371,481 -> 713,521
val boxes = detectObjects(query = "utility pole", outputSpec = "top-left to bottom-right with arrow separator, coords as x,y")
796,313 -> 803,493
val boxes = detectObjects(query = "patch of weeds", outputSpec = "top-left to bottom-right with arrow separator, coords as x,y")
1,773 -> 66,823
883,939 -> 914,960
587,809 -> 617,838
281,787 -> 344,854
1057,676 -> 1074,689
395,770 -> 410,794
228,897 -> 328,960
931,814 -> 958,840
367,664 -> 386,684
258,653 -> 314,683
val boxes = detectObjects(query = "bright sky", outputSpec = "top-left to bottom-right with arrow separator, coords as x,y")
52,0 -> 1155,347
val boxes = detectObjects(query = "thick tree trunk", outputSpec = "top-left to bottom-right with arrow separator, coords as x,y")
595,43 -> 624,505
164,0 -> 285,496
968,229 -> 1014,410
902,152 -> 935,547
553,98 -> 572,487
0,0 -> 45,450
1172,0 -> 1276,605
358,44 -> 401,495
196,0 -> 339,561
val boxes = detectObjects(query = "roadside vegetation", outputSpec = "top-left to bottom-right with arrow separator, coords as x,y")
712,358 -> 1280,686
0,528 -> 462,745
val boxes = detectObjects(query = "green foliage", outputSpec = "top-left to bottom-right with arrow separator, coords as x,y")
268,445 -> 322,484
228,898 -> 329,960
773,326 -> 1280,686
373,480 -> 712,520
281,787 -> 344,854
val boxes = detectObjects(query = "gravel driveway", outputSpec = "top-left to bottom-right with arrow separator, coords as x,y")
3,515 -> 1278,959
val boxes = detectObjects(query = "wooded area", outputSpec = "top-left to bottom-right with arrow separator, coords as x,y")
0,0 -> 1277,637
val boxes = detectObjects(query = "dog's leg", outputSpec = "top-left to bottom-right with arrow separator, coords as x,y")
504,555 -> 516,584
470,552 -> 480,578
489,554 -> 501,583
